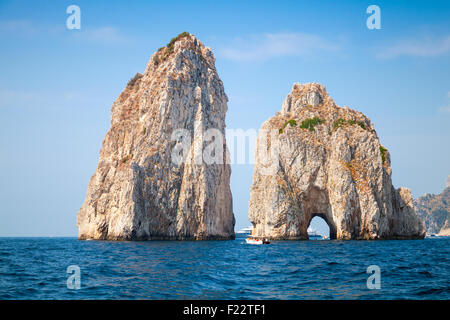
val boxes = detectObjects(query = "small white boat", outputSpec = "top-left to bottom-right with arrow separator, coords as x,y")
246,238 -> 262,245
236,226 -> 253,235
307,227 -> 323,240
245,237 -> 270,245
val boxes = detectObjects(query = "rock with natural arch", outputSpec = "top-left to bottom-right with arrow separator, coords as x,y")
248,83 -> 425,240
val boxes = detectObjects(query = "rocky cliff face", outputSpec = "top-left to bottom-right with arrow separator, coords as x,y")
77,33 -> 235,240
249,83 -> 425,240
413,175 -> 450,235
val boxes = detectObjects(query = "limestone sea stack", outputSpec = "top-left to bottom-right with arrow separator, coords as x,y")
77,33 -> 235,240
249,83 -> 425,240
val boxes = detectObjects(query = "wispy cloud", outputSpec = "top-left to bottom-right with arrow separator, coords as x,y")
437,91 -> 450,114
218,32 -> 340,61
438,106 -> 450,114
377,35 -> 450,59
0,20 -> 128,45
0,20 -> 44,35
0,89 -> 76,108
73,26 -> 129,45
0,89 -> 110,110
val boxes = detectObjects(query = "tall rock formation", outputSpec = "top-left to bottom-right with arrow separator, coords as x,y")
77,33 -> 235,240
414,175 -> 450,236
249,83 -> 425,240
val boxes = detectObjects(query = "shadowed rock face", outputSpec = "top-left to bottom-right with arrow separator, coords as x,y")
414,175 -> 450,236
77,33 -> 235,240
249,83 -> 425,240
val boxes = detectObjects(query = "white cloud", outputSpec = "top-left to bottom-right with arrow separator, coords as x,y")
377,35 -> 450,59
218,32 -> 340,61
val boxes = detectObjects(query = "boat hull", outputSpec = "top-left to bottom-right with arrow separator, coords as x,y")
246,238 -> 263,245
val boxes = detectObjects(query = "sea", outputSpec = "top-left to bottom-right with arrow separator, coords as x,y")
0,235 -> 449,300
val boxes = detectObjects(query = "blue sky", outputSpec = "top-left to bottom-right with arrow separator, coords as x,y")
0,0 -> 449,236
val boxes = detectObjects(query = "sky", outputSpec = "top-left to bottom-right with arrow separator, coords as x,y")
0,0 -> 449,236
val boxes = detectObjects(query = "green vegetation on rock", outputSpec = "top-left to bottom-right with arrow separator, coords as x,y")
279,119 -> 297,134
299,117 -> 325,132
285,119 -> 297,128
167,32 -> 190,53
156,32 -> 191,64
333,118 -> 346,130
121,154 -> 133,164
127,73 -> 143,87
379,146 -> 387,164
333,118 -> 366,131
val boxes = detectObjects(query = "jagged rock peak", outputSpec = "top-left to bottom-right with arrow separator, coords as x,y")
249,83 -> 425,240
145,32 -> 217,74
281,83 -> 331,114
77,32 -> 234,241
275,83 -> 378,142
446,174 -> 450,189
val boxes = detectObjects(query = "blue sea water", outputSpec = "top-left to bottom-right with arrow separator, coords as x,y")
0,236 -> 449,300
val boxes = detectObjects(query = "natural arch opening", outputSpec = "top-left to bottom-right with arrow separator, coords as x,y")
307,214 -> 337,240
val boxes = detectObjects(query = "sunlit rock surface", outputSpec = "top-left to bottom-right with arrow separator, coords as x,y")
77,33 -> 235,240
